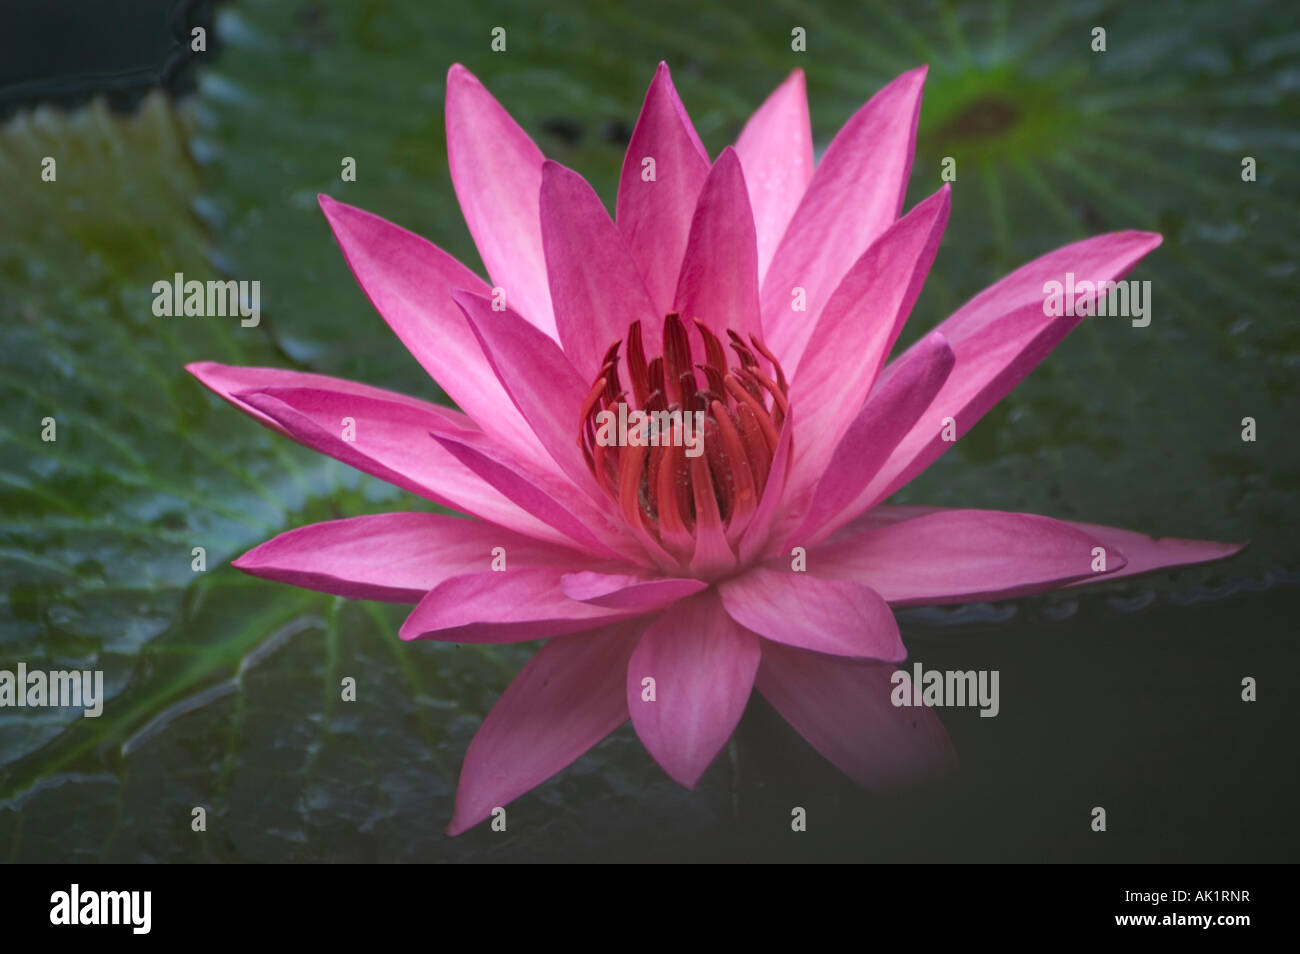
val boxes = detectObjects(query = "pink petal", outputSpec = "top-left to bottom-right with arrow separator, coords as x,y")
233,512 -> 594,603
756,640 -> 957,790
859,231 -> 1163,508
400,568 -> 636,642
734,69 -> 814,281
838,508 -> 1246,589
833,504 -> 947,536
540,160 -> 660,377
447,622 -> 642,836
616,63 -> 711,316
189,367 -> 567,545
445,64 -> 555,338
810,509 -> 1127,606
627,592 -> 759,788
450,287 -> 609,506
761,66 -> 927,362
673,146 -> 762,343
786,185 -> 950,494
431,431 -> 636,563
1059,521 -> 1247,587
316,196 -> 543,460
560,571 -> 708,611
737,409 -> 795,565
719,567 -> 904,660
787,332 -> 954,546
236,384 -> 574,545
187,360 -> 444,437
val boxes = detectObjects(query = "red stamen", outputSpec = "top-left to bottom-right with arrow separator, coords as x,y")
749,333 -> 788,396
655,439 -> 694,555
734,401 -> 773,497
663,313 -> 692,408
694,317 -> 729,375
647,357 -> 665,398
724,374 -> 781,452
581,314 -> 790,570
627,321 -> 649,407
697,362 -> 725,398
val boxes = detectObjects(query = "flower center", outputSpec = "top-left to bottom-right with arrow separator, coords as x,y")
578,312 -> 789,566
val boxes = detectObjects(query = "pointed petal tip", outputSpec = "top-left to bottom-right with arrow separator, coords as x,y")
878,63 -> 928,90
540,158 -> 584,194
315,192 -> 358,228
923,181 -> 954,214
229,544 -> 273,576
444,800 -> 506,837
444,811 -> 474,837
1182,536 -> 1249,560
396,596 -> 432,641
884,637 -> 909,664
186,361 -> 251,399
664,765 -> 702,791
1111,229 -> 1163,252
889,63 -> 928,98
446,62 -> 476,86
646,61 -> 690,104
316,193 -> 357,220
714,143 -> 741,167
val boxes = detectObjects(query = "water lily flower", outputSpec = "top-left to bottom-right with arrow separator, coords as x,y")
188,63 -> 1243,836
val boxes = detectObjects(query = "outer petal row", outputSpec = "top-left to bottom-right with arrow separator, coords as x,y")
445,64 -> 556,339
232,512 -> 593,603
447,585 -> 956,835
316,195 -> 544,462
617,62 -> 712,317
187,362 -> 571,546
810,507 -> 1244,605
761,66 -> 927,364
734,69 -> 814,281
859,231 -> 1165,509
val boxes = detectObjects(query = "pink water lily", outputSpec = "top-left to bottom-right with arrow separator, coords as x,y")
188,63 -> 1243,836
